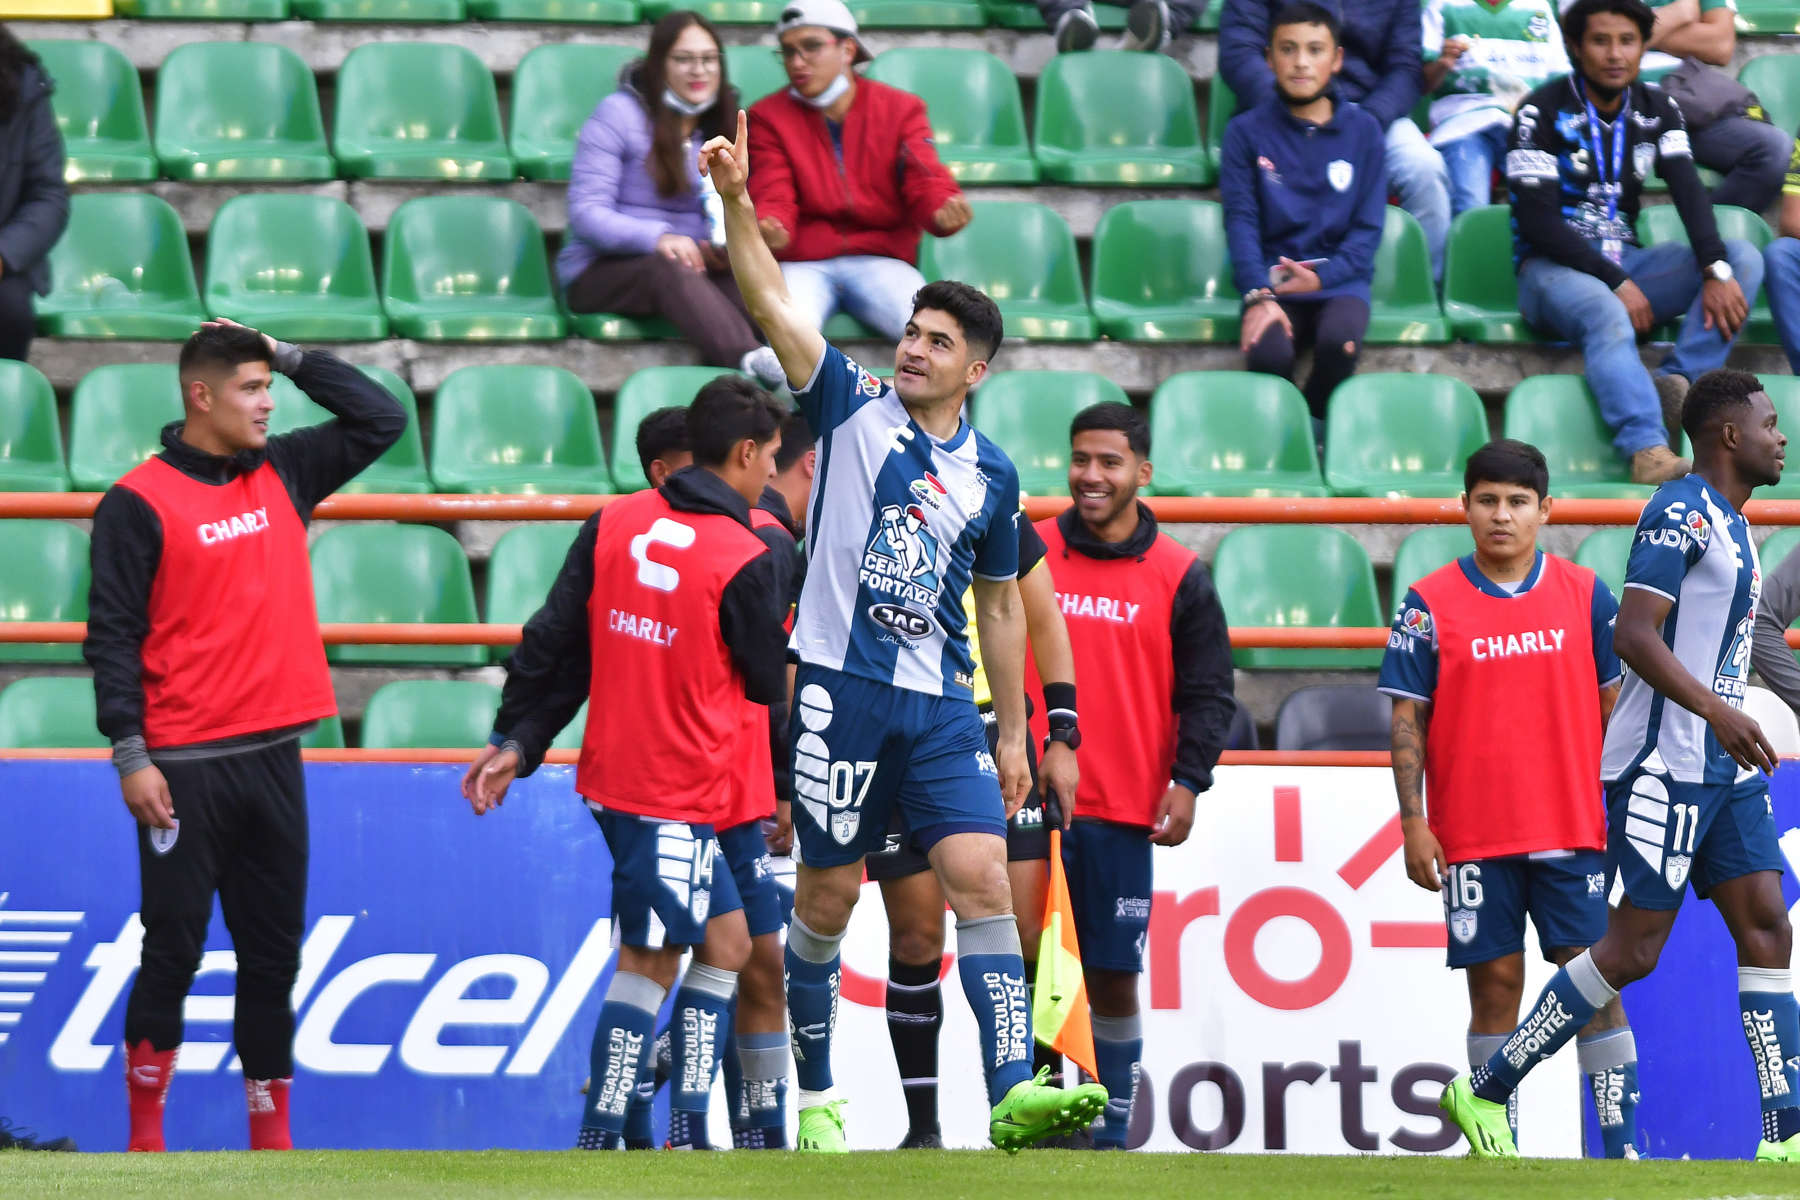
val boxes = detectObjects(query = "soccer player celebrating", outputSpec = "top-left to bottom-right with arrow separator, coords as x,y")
867,517 -> 1081,1149
1441,370 -> 1800,1160
84,320 -> 404,1151
1379,440 -> 1640,1156
702,111 -> 1107,1152
464,379 -> 793,1151
1028,402 -> 1236,1150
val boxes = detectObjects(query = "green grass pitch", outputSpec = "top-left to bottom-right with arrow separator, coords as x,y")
6,1150 -> 1800,1200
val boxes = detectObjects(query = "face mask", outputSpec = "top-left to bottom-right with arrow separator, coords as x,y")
790,71 -> 851,109
662,86 -> 715,117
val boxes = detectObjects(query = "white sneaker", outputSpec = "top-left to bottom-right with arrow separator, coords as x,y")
741,346 -> 788,391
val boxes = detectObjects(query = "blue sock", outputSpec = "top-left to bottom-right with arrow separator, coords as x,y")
622,1023 -> 666,1149
955,915 -> 1034,1107
735,1031 -> 790,1149
785,916 -> 844,1098
722,1003 -> 747,1138
1739,966 -> 1800,1143
1578,1028 -> 1639,1158
1472,951 -> 1616,1104
579,971 -> 666,1144
1467,1034 -> 1518,1146
669,962 -> 737,1149
1091,1012 -> 1142,1149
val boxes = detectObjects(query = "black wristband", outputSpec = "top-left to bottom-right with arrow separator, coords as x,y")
1043,682 -> 1077,729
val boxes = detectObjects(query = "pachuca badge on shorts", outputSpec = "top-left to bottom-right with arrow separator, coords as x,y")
149,818 -> 179,855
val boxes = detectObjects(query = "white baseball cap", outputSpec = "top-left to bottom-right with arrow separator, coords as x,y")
775,0 -> 873,64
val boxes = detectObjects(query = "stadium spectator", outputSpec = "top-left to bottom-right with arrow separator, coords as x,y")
1422,0 -> 1568,216
1379,439 -> 1641,1157
1037,0 -> 1203,55
1758,155 -> 1800,374
1442,369 -> 1800,1162
0,30 -> 69,363
762,409 -> 815,542
747,0 -> 970,342
558,13 -> 784,388
84,320 -> 404,1152
467,378 -> 794,1152
1638,0 -> 1789,213
1221,2 -> 1385,428
1751,522 -> 1800,716
1221,0 -> 1452,280
635,404 -> 692,486
1028,401 -> 1235,1151
1506,0 -> 1761,487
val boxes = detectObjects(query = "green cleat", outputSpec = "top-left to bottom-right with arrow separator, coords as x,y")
989,1067 -> 1109,1154
1757,1133 -> 1800,1162
796,1099 -> 849,1153
1439,1075 -> 1518,1159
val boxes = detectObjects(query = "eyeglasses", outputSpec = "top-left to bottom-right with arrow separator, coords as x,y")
668,52 -> 722,71
777,37 -> 839,62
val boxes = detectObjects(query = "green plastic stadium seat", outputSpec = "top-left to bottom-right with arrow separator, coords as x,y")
970,371 -> 1127,496
867,49 -> 1034,183
382,197 -> 566,341
511,45 -> 637,181
850,0 -> 983,24
1091,200 -> 1238,342
1760,527 -> 1800,574
1751,376 -> 1800,499
154,44 -> 332,181
205,195 -> 386,341
67,364 -> 181,491
486,522 -> 582,663
265,367 -> 432,494
300,715 -> 345,749
28,40 -> 156,181
1324,373 -> 1487,497
1574,528 -> 1634,601
292,0 -> 463,18
431,365 -> 609,494
727,44 -> 789,105
1635,204 -> 1777,345
640,0 -> 782,20
1206,72 -> 1238,175
360,680 -> 502,749
333,45 -> 510,180
1146,371 -> 1326,497
610,366 -> 738,491
1502,375 -> 1649,499
113,0 -> 287,16
919,202 -> 1093,339
1742,53 -> 1800,132
39,194 -> 205,339
552,701 -> 590,751
311,524 -> 485,667
0,362 -> 69,491
1367,207 -> 1451,344
1034,52 -> 1210,186
0,676 -> 104,749
1213,525 -> 1385,669
1444,205 -> 1538,344
469,0 -> 632,19
1392,526 -> 1476,602
0,521 -> 89,663
1734,0 -> 1800,34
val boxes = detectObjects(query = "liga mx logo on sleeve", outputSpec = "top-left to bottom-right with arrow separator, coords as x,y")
1685,509 -> 1709,544
1402,609 -> 1432,638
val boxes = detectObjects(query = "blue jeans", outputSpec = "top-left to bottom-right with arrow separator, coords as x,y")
1517,238 -> 1766,458
1764,237 -> 1800,374
1387,117 -> 1452,281
1439,123 -> 1509,218
780,255 -> 927,342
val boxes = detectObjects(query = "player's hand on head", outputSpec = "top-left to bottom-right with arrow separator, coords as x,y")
198,315 -> 277,356
699,109 -> 750,200
121,764 -> 175,830
1039,742 -> 1079,829
1400,816 -> 1448,892
465,745 -> 520,815
1709,701 -> 1779,775
1149,784 -> 1197,846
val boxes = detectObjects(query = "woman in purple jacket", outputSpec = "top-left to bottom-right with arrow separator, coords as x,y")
559,12 -> 781,383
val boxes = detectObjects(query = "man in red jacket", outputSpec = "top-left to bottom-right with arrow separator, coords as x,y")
749,0 -> 972,341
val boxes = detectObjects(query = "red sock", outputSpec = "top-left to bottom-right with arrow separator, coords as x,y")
246,1077 -> 292,1150
125,1040 -> 177,1152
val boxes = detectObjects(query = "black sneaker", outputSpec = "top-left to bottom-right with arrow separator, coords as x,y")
897,1128 -> 944,1149
1121,0 -> 1170,51
0,1118 -> 76,1151
1053,7 -> 1099,53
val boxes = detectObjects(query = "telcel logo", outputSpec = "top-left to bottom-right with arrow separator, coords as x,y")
48,915 -> 613,1078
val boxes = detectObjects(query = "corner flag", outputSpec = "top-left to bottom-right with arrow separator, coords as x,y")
1033,825 -> 1097,1080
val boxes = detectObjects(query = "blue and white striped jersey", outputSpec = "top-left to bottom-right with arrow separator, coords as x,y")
1601,475 -> 1762,785
790,345 -> 1021,701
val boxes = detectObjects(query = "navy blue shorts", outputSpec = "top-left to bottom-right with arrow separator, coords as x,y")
1606,769 -> 1784,911
790,664 -> 1006,870
717,819 -> 786,938
1441,852 -> 1609,968
591,806 -> 742,949
1063,818 -> 1153,974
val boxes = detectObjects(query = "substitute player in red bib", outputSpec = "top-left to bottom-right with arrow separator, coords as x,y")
84,320 -> 405,1151
1378,439 -> 1638,1156
1026,402 -> 1236,1149
464,377 -> 793,1150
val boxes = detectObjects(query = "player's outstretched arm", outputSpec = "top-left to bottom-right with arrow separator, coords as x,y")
700,110 -> 825,390
973,574 -> 1031,818
1615,586 -> 1777,773
1391,698 -> 1445,892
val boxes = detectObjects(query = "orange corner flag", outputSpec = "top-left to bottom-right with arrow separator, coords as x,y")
1033,826 -> 1097,1081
